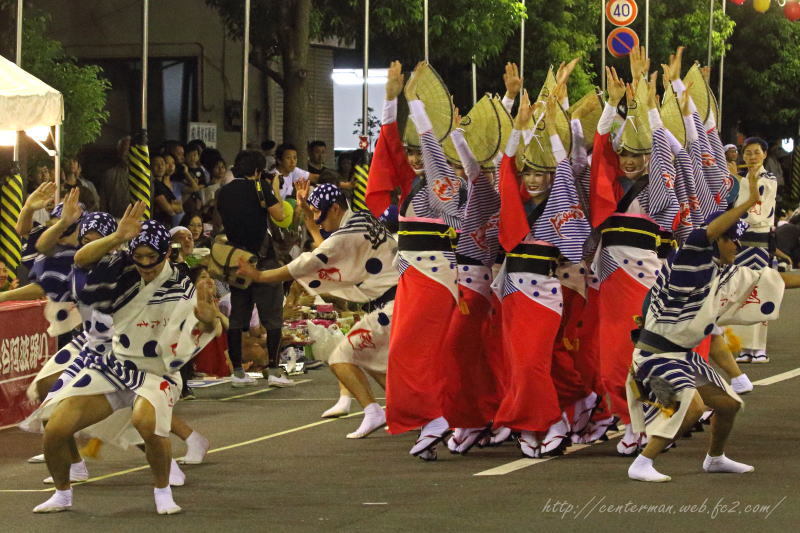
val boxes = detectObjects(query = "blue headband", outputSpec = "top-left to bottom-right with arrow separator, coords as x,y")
129,220 -> 171,267
79,212 -> 118,241
308,183 -> 345,224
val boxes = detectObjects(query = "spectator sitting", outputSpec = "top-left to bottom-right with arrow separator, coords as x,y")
307,140 -> 328,175
186,265 -> 231,383
775,213 -> 800,271
273,143 -> 313,198
180,213 -> 213,249
169,225 -> 206,269
186,143 -> 210,186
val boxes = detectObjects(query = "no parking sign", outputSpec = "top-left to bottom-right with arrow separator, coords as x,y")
607,27 -> 639,58
606,0 -> 638,27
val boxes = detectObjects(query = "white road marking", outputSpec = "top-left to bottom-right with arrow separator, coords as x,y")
753,367 -> 800,386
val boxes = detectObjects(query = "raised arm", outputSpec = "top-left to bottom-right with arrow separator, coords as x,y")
706,168 -> 759,242
0,281 -> 45,303
36,188 -> 82,256
75,202 -> 145,268
16,182 -> 56,237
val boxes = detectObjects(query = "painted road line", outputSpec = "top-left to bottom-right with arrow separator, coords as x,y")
474,430 -> 625,477
0,409 -> 366,493
219,379 -> 312,401
753,367 -> 800,386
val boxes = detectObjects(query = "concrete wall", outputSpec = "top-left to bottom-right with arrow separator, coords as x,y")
30,0 -> 336,168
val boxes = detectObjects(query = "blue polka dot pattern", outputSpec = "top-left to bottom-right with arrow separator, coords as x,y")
637,273 -> 644,278
365,258 -> 383,274
50,379 -> 64,392
94,321 -> 109,333
551,287 -> 558,294
483,274 -> 489,280
465,278 -> 472,283
56,309 -> 69,321
119,334 -> 130,348
74,374 -> 92,388
54,350 -> 71,365
761,302 -> 775,315
170,360 -> 184,368
377,312 -> 390,326
309,280 -> 321,288
704,324 -> 714,335
84,321 -> 91,330
143,340 -> 159,358
533,291 -> 540,297
97,344 -> 105,353
432,267 -> 438,272
316,253 -> 329,264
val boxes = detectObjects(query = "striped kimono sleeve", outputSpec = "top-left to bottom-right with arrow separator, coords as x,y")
690,111 -> 726,207
535,159 -> 591,263
684,115 -> 718,220
646,129 -> 680,231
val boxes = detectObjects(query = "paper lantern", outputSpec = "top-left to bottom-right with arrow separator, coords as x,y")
785,1 -> 800,21
753,0 -> 770,12
729,0 -> 746,5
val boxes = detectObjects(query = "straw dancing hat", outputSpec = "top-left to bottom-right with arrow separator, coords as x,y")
618,78 -> 652,155
442,94 -> 511,166
398,63 -> 453,148
568,88 -> 604,150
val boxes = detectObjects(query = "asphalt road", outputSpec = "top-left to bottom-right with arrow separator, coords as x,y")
2,292 -> 799,533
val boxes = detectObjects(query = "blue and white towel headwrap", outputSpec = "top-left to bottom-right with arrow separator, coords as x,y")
705,210 -> 749,241
50,201 -> 86,237
79,212 -> 118,241
307,183 -> 345,224
129,220 -> 171,267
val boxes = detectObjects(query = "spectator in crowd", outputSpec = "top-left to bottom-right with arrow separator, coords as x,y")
775,212 -> 800,270
61,158 -> 99,212
98,136 -> 132,218
152,154 -> 183,227
180,213 -> 212,249
216,150 -> 291,387
28,161 -> 54,194
307,140 -> 328,175
189,266 -> 231,379
724,144 -> 739,177
765,141 -> 785,187
272,143 -> 312,199
261,139 -> 276,171
185,144 -> 210,186
0,261 -> 18,292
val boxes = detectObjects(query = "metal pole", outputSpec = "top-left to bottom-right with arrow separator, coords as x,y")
601,0 -> 606,93
718,0 -> 725,130
423,0 -> 429,62
471,59 -> 477,105
242,0 -> 251,150
707,0 -> 714,69
645,0 -> 649,56
141,0 -> 148,131
363,0 -> 369,138
14,0 -> 22,161
520,0 -> 525,80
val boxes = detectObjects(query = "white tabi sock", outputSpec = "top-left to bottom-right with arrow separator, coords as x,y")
43,459 -> 89,484
628,455 -> 671,482
33,488 -> 73,513
169,459 -> 186,486
409,416 -> 450,456
154,486 -> 182,515
346,403 -> 385,439
180,431 -> 210,464
703,453 -> 754,474
321,395 -> 352,418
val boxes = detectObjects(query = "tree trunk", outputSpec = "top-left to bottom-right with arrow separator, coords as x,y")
279,0 -> 311,149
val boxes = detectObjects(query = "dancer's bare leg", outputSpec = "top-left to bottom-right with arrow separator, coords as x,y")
640,392 -> 705,460
131,397 -> 170,488
709,335 -> 743,379
330,363 -> 375,408
697,384 -> 740,456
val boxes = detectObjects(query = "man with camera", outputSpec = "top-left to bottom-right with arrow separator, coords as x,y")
216,150 -> 292,387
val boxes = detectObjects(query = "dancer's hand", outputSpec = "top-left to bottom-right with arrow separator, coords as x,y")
606,67 -> 626,107
114,201 -> 146,241
745,165 -> 761,208
385,60 -> 405,101
236,256 -> 262,282
25,181 -> 56,211
514,89 -> 533,130
503,62 -> 522,99
403,61 -> 426,102
60,187 -> 83,225
661,46 -> 685,82
194,277 -> 219,329
646,72 -> 660,110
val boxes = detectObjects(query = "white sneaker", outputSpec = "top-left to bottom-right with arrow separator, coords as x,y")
267,374 -> 296,387
28,453 -> 45,464
231,374 -> 257,388
43,461 -> 89,484
731,374 -> 754,395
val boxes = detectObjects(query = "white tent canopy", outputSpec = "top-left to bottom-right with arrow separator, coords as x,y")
0,54 -> 63,131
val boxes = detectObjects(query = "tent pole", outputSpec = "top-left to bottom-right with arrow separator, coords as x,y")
54,126 -> 61,204
242,0 -> 250,150
424,0 -> 429,63
363,0 -> 369,139
520,0 -> 525,80
601,0 -> 606,93
718,0 -> 726,131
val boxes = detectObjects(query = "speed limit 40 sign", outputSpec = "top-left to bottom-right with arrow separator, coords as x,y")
606,0 -> 638,27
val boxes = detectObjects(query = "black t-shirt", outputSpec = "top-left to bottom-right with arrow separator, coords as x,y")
775,223 -> 800,263
216,178 -> 278,254
153,179 -> 176,227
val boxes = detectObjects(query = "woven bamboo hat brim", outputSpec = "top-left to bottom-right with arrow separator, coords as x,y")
660,82 -> 686,147
535,66 -> 558,103
683,63 -> 713,124
491,95 -> 514,166
619,78 -> 652,155
568,88 -> 604,150
523,103 -> 572,172
399,63 -> 453,148
442,94 -> 507,166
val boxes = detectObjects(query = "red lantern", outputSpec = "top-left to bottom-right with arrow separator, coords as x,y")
785,1 -> 800,21
729,0 -> 745,5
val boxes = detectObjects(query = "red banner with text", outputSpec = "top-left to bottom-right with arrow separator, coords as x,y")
0,301 -> 55,429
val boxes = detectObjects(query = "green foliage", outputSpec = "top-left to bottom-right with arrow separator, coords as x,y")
722,3 -> 800,138
21,12 -> 110,158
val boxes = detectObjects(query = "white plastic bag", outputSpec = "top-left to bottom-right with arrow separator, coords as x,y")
305,320 -> 344,362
